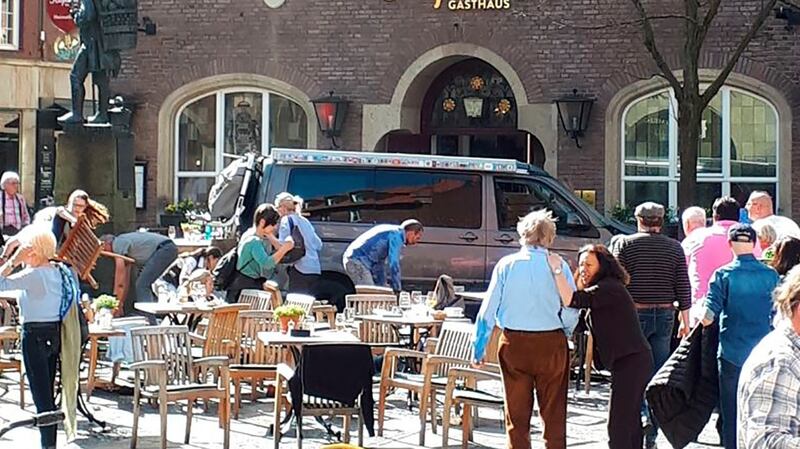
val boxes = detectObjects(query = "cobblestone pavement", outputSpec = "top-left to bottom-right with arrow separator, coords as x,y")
0,372 -> 722,449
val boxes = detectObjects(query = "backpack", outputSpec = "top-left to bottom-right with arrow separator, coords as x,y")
212,246 -> 239,290
207,154 -> 262,220
280,216 -> 306,264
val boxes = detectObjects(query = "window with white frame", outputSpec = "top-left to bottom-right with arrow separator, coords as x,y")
0,0 -> 19,50
175,89 -> 309,203
621,86 -> 778,213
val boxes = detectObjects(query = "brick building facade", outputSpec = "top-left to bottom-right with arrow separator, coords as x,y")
103,0 -> 800,224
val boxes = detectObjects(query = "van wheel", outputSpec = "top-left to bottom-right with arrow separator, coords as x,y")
318,272 -> 354,312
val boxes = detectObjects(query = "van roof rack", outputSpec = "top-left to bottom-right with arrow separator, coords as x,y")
270,148 -> 534,175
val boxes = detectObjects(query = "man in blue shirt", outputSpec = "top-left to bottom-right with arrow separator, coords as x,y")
701,223 -> 780,449
473,209 -> 578,449
342,219 -> 423,292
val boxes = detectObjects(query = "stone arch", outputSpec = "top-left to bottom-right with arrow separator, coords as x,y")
362,43 -> 559,173
156,73 -> 317,203
603,70 -> 793,214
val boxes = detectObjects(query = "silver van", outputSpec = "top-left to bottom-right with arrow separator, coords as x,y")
252,149 -> 630,303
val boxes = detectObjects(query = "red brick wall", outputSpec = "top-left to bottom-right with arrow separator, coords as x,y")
112,0 -> 800,223
6,0 -> 76,62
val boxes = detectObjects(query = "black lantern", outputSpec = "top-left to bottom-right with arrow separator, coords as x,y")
554,89 -> 595,148
311,91 -> 349,149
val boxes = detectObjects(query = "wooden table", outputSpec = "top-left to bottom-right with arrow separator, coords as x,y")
134,302 -> 213,331
172,238 -> 212,253
457,291 -> 488,302
85,325 -> 126,398
358,314 -> 443,348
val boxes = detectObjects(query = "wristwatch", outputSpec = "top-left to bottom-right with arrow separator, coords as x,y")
552,266 -> 563,275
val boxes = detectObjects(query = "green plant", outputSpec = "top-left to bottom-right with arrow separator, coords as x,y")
273,304 -> 307,318
92,294 -> 119,311
164,199 -> 196,215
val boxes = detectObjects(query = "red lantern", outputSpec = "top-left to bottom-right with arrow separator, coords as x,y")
311,91 -> 349,149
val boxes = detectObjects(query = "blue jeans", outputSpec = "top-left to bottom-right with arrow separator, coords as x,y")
718,358 -> 742,449
637,307 -> 675,445
21,322 -> 61,449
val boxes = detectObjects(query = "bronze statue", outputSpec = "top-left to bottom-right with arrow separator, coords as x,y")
59,0 -> 138,125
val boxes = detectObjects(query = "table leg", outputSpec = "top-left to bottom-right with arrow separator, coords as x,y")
86,336 -> 99,399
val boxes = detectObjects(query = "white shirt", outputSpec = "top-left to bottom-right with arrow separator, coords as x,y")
753,215 -> 800,240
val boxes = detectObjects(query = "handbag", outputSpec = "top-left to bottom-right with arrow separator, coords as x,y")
281,216 -> 306,264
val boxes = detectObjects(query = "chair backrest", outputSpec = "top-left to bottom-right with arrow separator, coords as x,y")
284,293 -> 315,316
0,295 -> 19,327
345,294 -> 397,316
57,215 -> 103,289
236,310 -> 285,365
264,281 -> 283,309
238,289 -> 273,310
354,285 -> 394,295
131,325 -> 195,387
432,321 -> 475,375
300,343 -> 374,405
203,303 -> 251,357
358,319 -> 399,348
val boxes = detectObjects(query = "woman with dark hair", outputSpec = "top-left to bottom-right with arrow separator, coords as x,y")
548,244 -> 653,449
770,236 -> 800,277
52,189 -> 110,245
226,203 -> 293,302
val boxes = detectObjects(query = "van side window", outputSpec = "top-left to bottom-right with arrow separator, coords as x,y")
287,168 -> 374,223
494,177 -> 598,238
372,170 -> 482,229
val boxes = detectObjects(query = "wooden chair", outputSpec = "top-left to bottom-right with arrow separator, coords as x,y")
238,289 -> 273,310
0,295 -> 23,408
354,285 -> 394,295
273,343 -> 374,449
377,321 -> 475,446
359,319 -> 401,356
230,310 -> 287,419
345,294 -> 397,316
264,281 -> 283,309
190,304 -> 251,359
284,294 -> 315,316
441,365 -> 504,449
130,325 -> 231,449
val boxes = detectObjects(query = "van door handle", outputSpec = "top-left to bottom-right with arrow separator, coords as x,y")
495,234 -> 515,244
459,232 -> 479,242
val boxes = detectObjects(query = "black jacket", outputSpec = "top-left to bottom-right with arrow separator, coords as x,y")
645,324 -> 720,449
289,343 -> 375,436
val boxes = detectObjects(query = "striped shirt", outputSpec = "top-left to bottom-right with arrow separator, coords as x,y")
609,232 -> 691,310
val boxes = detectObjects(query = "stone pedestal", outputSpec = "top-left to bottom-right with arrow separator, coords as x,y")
55,130 -> 135,234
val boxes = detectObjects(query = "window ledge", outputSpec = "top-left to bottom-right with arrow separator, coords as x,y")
0,45 -> 19,51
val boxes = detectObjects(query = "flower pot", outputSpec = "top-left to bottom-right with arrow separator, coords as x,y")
279,315 -> 303,333
96,308 -> 114,329
159,213 -> 185,237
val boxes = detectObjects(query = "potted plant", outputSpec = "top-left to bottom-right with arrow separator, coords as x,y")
159,199 -> 196,235
92,294 -> 119,329
273,304 -> 307,333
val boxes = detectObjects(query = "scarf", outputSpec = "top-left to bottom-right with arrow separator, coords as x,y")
56,262 -> 81,441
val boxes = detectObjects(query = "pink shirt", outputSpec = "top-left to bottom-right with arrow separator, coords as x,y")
683,220 -> 762,304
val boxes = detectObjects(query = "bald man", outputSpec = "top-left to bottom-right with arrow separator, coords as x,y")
746,191 -> 800,240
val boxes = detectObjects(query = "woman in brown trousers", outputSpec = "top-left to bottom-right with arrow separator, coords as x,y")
549,244 -> 653,449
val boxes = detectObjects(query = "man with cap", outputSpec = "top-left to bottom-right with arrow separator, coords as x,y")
609,201 -> 691,448
274,192 -> 323,296
342,219 -> 424,292
701,223 -> 780,449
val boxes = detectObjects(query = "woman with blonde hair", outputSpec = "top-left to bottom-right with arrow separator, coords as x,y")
0,224 -> 82,448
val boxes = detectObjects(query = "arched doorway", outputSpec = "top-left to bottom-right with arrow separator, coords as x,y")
382,58 -> 543,166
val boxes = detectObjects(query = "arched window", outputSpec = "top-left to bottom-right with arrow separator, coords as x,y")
621,87 -> 778,211
175,89 -> 308,203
